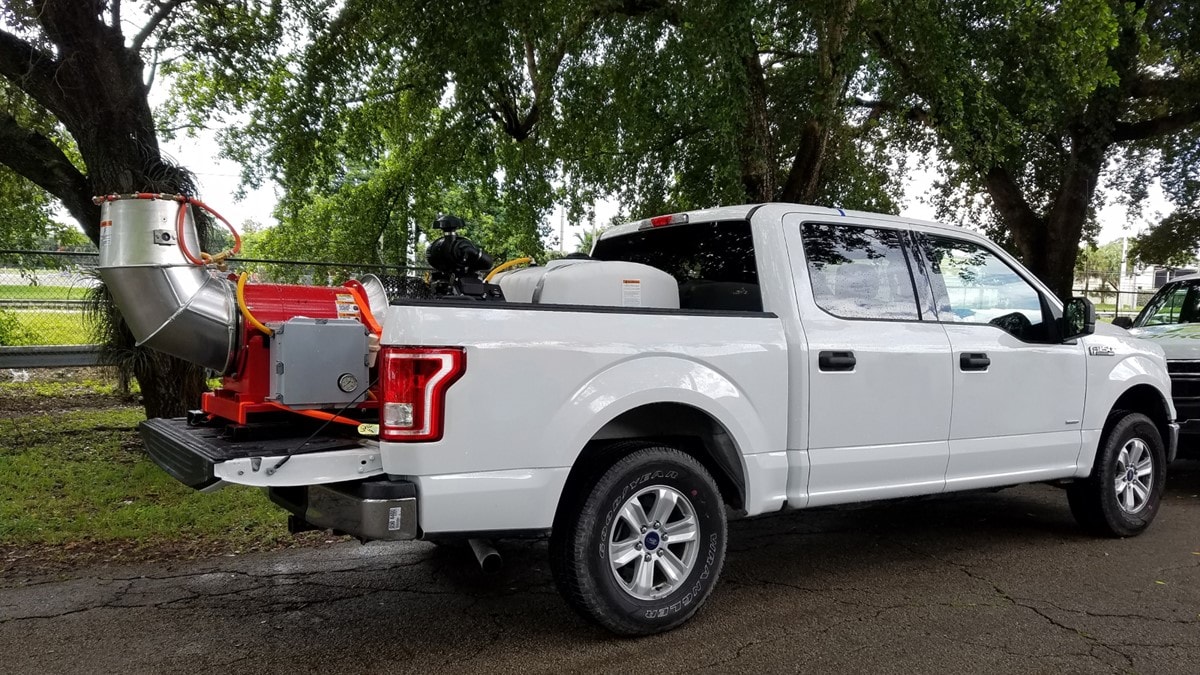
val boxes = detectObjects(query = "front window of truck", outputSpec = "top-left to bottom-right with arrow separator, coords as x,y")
1134,281 -> 1200,327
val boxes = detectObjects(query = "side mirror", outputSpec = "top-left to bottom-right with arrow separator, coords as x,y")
1111,316 -> 1134,330
1062,297 -> 1096,341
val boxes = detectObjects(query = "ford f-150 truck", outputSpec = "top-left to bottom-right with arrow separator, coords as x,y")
99,197 -> 1177,636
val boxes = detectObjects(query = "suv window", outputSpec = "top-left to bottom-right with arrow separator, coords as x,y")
591,220 -> 762,312
1134,281 -> 1200,326
800,223 -> 920,320
920,234 -> 1049,341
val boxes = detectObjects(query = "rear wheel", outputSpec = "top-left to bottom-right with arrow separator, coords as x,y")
550,445 -> 727,635
1068,412 -> 1166,537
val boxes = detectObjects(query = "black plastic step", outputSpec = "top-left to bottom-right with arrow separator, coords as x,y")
139,417 -> 364,489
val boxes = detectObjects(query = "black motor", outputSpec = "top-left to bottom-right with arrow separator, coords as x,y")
426,214 -> 505,300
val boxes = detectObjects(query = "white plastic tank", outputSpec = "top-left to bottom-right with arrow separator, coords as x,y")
497,259 -> 679,309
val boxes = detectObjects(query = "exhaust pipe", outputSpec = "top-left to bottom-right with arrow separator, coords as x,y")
468,538 -> 502,575
97,197 -> 239,373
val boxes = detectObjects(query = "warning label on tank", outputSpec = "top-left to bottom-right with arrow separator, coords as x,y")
622,279 -> 642,307
388,507 -> 403,531
335,294 -> 361,319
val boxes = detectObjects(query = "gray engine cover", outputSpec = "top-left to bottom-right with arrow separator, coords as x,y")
269,318 -> 370,408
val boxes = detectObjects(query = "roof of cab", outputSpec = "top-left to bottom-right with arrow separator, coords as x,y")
1164,272 -> 1200,283
597,203 -> 964,241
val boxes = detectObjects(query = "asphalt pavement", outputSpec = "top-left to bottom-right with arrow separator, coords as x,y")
2,461 -> 1198,674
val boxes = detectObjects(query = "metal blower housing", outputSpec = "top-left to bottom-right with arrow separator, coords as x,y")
97,197 -> 239,374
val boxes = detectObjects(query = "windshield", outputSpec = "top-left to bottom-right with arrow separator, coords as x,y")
1134,280 -> 1200,327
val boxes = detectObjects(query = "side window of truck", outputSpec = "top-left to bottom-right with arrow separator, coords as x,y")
919,234 -> 1050,342
800,223 -> 921,320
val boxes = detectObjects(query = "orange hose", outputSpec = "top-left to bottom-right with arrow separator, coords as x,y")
267,402 -> 361,426
176,196 -> 242,266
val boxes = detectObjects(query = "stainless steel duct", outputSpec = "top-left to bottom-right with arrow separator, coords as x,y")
97,197 -> 239,373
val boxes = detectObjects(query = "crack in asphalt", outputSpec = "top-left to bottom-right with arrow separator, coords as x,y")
892,541 -> 1141,673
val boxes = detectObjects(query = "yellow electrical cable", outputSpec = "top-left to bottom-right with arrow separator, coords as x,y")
485,257 -> 533,282
236,272 -> 273,336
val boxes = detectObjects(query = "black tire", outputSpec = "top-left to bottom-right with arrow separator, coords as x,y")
1068,411 -> 1166,537
549,445 -> 727,636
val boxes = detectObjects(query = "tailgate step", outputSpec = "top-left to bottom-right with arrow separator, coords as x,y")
140,417 -> 363,489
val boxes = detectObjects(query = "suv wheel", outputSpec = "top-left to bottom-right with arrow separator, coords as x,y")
550,445 -> 727,635
1067,411 -> 1166,537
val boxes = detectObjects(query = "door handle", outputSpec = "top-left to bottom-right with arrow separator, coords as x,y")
819,350 -> 856,372
960,352 -> 991,371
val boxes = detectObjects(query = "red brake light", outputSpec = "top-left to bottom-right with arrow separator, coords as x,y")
380,347 -> 465,442
638,213 -> 689,230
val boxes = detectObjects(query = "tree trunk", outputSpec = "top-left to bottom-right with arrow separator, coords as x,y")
779,120 -> 830,203
737,33 -> 775,202
779,0 -> 858,204
5,1 -> 211,419
135,353 -> 210,419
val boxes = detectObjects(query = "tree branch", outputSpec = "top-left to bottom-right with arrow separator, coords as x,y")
1113,105 -> 1200,142
848,97 -> 932,127
112,0 -> 122,33
1129,76 -> 1198,100
983,166 -> 1040,234
524,37 -> 542,104
0,111 -> 98,240
132,0 -> 189,52
0,29 -> 63,113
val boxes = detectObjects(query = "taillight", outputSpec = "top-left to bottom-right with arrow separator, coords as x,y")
638,213 -> 689,229
380,347 -> 465,442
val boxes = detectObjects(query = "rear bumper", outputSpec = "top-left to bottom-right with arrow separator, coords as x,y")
269,481 -> 419,541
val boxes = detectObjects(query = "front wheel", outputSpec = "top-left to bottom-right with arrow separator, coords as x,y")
1068,411 -> 1166,537
550,445 -> 727,635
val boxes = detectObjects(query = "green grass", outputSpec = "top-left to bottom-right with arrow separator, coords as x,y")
0,284 -> 91,300
3,309 -> 92,345
0,406 -> 291,548
0,378 -> 122,399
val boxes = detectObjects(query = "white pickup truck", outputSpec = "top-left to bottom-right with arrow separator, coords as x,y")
135,203 -> 1177,636
1119,273 -> 1200,448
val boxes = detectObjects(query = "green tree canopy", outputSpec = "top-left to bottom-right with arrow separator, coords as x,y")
1129,211 -> 1200,267
169,0 -> 908,268
868,0 -> 1200,298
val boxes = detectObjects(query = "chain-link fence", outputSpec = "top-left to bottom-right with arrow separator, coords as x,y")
1073,287 -> 1158,321
0,246 -> 1175,350
0,250 -> 99,347
0,249 -> 430,348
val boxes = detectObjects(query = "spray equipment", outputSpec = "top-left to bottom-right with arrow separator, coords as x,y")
94,192 -> 385,427
426,214 -> 504,300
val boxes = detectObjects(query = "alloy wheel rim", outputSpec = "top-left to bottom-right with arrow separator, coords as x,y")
1113,438 -> 1154,515
607,485 -> 700,601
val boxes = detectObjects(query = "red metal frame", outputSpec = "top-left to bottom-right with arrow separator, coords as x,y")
201,280 -> 378,425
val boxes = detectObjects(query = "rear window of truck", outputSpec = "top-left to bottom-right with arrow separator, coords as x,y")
591,221 -> 762,312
